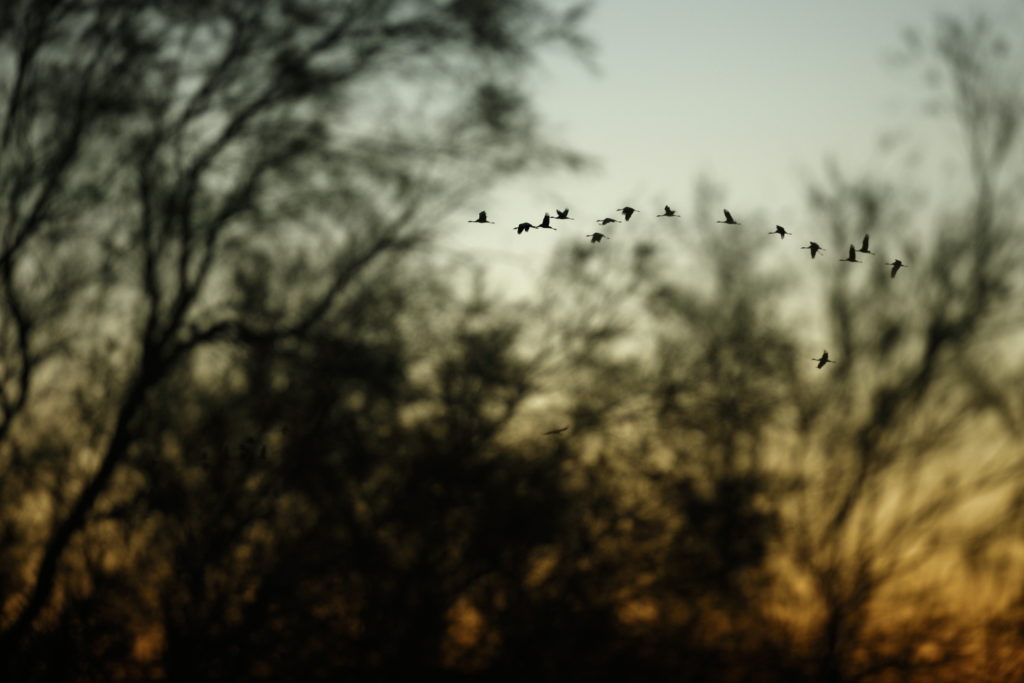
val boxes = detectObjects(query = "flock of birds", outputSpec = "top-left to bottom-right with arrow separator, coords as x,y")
468,204 -> 909,380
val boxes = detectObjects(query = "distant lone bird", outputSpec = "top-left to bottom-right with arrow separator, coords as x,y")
858,235 -> 874,255
885,259 -> 907,278
770,225 -> 793,239
586,233 -> 609,243
537,213 -> 557,230
554,208 -> 574,220
618,206 -> 638,221
801,241 -> 825,258
513,222 -> 535,235
544,426 -> 570,436
657,205 -> 679,218
596,217 -> 621,226
812,350 -> 836,369
839,245 -> 860,263
716,209 -> 740,225
468,211 -> 494,224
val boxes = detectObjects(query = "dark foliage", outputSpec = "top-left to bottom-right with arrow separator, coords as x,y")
1,3 -> 1024,682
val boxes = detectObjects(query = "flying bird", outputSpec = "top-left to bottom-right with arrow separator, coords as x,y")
770,225 -> 793,239
618,206 -> 639,221
716,209 -> 740,225
554,208 -> 574,220
544,426 -> 570,436
839,245 -> 860,263
812,350 -> 836,369
586,233 -> 609,243
596,217 -> 621,226
468,211 -> 493,224
801,241 -> 825,258
537,213 -> 557,230
657,205 -> 679,218
885,259 -> 907,278
858,235 -> 874,255
513,222 -> 535,235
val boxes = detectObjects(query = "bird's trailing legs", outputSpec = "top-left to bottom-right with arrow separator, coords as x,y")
716,209 -> 740,225
812,350 -> 836,369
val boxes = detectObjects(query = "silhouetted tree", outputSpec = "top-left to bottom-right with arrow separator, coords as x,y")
4,3 -> 1024,682
0,0 -> 589,675
778,12 -> 1024,680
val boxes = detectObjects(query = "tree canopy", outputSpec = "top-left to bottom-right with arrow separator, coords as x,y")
2,3 -> 1024,682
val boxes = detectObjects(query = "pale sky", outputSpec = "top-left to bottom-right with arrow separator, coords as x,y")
447,0 -> 1018,290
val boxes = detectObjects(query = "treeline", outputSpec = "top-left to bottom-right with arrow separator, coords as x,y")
1,2 -> 1024,681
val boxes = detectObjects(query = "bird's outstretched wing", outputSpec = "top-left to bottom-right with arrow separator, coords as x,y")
861,235 -> 870,251
723,209 -> 734,222
848,245 -> 856,260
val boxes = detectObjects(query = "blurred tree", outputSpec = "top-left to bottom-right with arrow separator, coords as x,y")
0,0 -> 590,668
777,12 -> 1024,680
3,2 -> 1024,681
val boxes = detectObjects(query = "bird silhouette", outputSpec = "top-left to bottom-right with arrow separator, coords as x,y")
840,245 -> 860,263
537,213 -> 557,230
596,217 -> 621,226
513,222 -> 535,235
801,241 -> 825,258
586,233 -> 609,243
858,235 -> 874,255
618,206 -> 638,221
770,225 -> 793,239
468,211 -> 494,224
885,259 -> 906,278
812,350 -> 836,369
657,205 -> 679,217
716,209 -> 740,225
544,426 -> 570,436
554,208 -> 574,220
